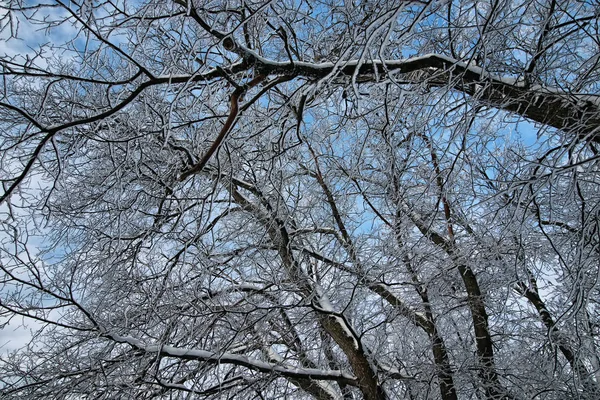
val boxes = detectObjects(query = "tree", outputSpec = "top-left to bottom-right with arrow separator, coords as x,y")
1,0 -> 600,398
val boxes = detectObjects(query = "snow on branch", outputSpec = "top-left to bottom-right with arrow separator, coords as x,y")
228,42 -> 600,142
106,333 -> 358,386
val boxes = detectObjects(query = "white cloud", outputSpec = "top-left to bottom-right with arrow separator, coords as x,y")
0,315 -> 39,353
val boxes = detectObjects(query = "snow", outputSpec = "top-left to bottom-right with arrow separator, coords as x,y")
414,311 -> 428,321
107,333 -> 357,382
313,284 -> 335,312
170,45 -> 600,113
378,362 -> 410,379
331,315 -> 360,350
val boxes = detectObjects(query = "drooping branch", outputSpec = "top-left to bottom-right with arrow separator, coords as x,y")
5,47 -> 597,206
106,333 -> 358,386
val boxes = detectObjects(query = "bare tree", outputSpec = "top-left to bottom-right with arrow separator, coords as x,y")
1,0 -> 600,399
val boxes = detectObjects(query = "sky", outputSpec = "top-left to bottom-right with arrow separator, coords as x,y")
0,3 -> 72,354
0,0 -> 568,359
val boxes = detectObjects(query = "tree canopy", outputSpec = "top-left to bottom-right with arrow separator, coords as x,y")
1,0 -> 600,399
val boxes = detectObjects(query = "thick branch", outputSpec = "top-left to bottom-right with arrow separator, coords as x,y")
405,208 -> 513,400
232,45 -> 600,141
224,181 -> 386,400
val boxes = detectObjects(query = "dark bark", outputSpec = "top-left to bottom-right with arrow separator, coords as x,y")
227,182 -> 386,400
229,45 -> 600,143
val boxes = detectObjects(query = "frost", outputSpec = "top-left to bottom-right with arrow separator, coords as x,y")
108,333 -> 357,382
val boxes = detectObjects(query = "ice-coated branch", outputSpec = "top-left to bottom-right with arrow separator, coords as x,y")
228,41 -> 600,142
106,333 -> 358,386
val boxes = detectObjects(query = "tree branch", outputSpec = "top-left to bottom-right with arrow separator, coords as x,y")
106,333 -> 358,386
229,43 -> 600,141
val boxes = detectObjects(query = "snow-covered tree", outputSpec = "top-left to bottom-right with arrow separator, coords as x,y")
1,1 -> 600,398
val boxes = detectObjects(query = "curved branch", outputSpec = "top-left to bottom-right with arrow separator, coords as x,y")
106,333 -> 358,386
231,44 -> 600,141
179,74 -> 266,181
